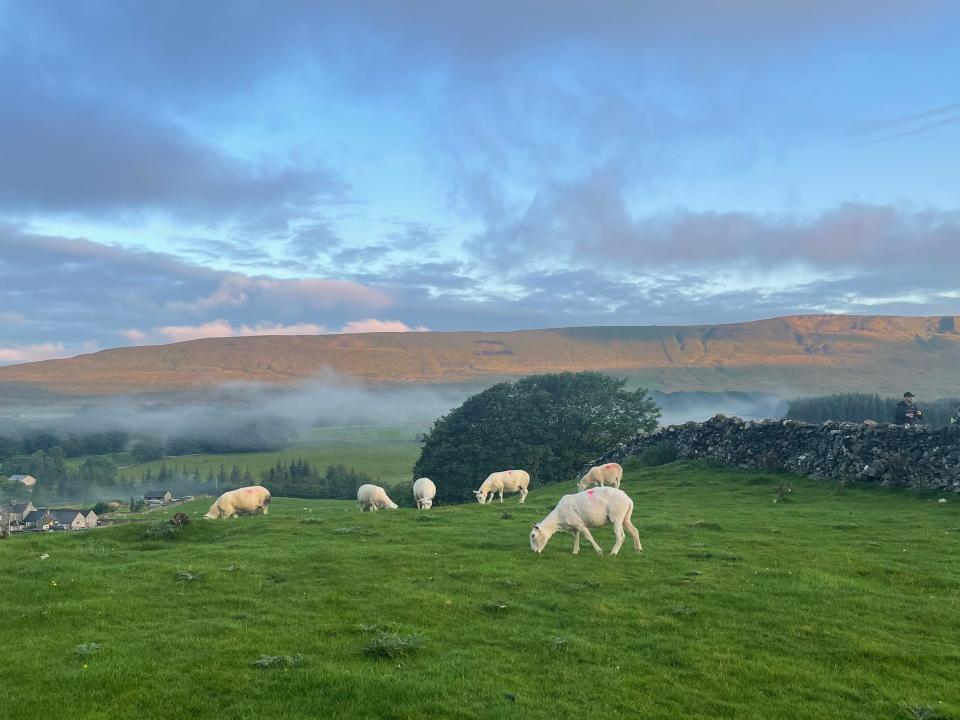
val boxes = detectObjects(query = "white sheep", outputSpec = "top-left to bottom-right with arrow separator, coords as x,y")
529,486 -> 642,556
357,484 -> 399,512
204,486 -> 271,519
412,477 -> 437,509
474,469 -> 530,504
577,462 -> 623,491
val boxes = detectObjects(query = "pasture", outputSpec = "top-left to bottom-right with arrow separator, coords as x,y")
2,461 -> 958,719
120,424 -> 426,484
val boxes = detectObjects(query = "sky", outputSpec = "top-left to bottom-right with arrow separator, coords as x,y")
1,0 -> 959,364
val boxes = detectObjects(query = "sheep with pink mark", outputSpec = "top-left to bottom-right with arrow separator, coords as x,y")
577,462 -> 623,491
413,477 -> 437,509
357,484 -> 398,512
529,486 -> 642,556
474,469 -> 530,504
204,486 -> 271,519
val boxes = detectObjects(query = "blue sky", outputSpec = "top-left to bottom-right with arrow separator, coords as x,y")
1,1 -> 959,363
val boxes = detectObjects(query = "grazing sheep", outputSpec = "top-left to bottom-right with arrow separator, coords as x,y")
204,486 -> 271,519
357,484 -> 399,512
474,470 -> 530,504
529,486 -> 642,556
412,477 -> 437,509
577,462 -> 623,491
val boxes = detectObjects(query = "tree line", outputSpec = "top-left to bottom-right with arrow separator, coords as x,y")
786,393 -> 960,426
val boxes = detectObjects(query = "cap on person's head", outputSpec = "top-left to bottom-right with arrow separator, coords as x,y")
904,391 -> 915,398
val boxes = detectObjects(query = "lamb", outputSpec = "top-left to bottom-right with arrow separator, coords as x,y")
577,462 -> 623,491
412,477 -> 437,509
474,469 -> 530,504
529,486 -> 642,556
204,485 -> 271,519
357,484 -> 399,512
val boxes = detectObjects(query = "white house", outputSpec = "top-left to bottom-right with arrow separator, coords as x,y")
9,475 -> 37,488
143,490 -> 173,506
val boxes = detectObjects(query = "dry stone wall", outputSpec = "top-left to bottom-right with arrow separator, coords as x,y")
594,416 -> 960,491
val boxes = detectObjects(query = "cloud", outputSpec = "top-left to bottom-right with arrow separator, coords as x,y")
340,319 -> 429,334
0,343 -> 71,365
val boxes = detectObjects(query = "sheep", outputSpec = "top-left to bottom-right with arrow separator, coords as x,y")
474,469 -> 530,504
577,462 -> 623,491
529,486 -> 642,556
204,485 -> 271,519
412,477 -> 437,509
357,484 -> 399,512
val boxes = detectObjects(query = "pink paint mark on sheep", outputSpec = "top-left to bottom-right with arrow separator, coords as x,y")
587,489 -> 595,496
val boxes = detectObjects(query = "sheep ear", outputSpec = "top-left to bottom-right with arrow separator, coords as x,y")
531,523 -> 539,530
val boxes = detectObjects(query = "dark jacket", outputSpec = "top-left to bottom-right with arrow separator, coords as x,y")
895,400 -> 922,424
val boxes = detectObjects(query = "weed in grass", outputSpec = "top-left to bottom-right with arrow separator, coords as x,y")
414,514 -> 436,523
362,632 -> 425,659
666,605 -> 697,617
689,520 -> 722,531
685,570 -> 704,577
774,482 -> 793,503
566,580 -> 600,592
747,475 -> 775,485
905,705 -> 951,720
74,642 -> 102,658
483,600 -> 509,613
498,579 -> 520,588
500,511 -> 513,520
224,564 -> 241,572
831,522 -> 860,530
548,637 -> 569,650
251,654 -> 304,669
175,570 -> 202,582
299,517 -> 324,525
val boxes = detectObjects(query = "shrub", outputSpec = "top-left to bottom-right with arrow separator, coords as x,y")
634,440 -> 678,467
143,521 -> 178,541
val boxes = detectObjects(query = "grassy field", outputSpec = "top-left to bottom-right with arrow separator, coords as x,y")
2,461 -> 959,719
119,424 -> 426,485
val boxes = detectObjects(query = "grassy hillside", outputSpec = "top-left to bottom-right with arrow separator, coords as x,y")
2,462 -> 958,719
121,425 -> 425,485
3,314 -> 960,397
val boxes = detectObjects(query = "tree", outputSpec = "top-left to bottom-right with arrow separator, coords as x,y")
413,372 -> 660,504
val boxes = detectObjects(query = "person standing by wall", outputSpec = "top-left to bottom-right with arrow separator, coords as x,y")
895,392 -> 923,425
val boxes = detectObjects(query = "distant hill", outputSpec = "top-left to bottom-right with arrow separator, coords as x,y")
1,315 -> 959,399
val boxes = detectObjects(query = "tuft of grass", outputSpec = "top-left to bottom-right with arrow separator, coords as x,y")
334,526 -> 376,535
689,520 -> 723,531
548,637 -> 569,650
831,522 -> 860,530
905,705 -> 951,720
251,654 -> 304,669
74,642 -> 102,658
500,511 -> 513,520
175,570 -> 202,582
666,605 -> 697,617
362,632 -> 425,659
299,517 -> 324,525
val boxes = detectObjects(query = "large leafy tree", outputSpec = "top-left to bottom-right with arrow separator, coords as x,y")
413,372 -> 660,503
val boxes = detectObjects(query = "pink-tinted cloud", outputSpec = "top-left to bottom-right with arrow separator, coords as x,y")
340,319 -> 429,333
0,342 -> 70,364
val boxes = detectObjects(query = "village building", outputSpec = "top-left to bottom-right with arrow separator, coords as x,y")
143,490 -> 173,506
9,474 -> 37,488
23,509 -> 55,531
8,500 -> 37,525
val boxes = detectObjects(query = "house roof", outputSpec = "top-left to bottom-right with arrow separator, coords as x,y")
23,510 -> 50,523
9,474 -> 36,482
11,502 -> 34,513
47,509 -> 85,523
143,490 -> 170,499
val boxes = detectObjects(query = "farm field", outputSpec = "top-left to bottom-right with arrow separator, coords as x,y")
2,461 -> 959,720
119,424 -> 426,485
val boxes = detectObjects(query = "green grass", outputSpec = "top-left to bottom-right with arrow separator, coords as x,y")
2,461 -> 959,719
119,424 -> 425,484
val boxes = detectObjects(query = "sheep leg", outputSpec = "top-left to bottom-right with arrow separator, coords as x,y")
519,488 -> 528,504
498,489 -> 504,503
611,521 -> 625,555
572,531 -> 580,554
624,516 -> 642,552
578,526 -> 603,555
